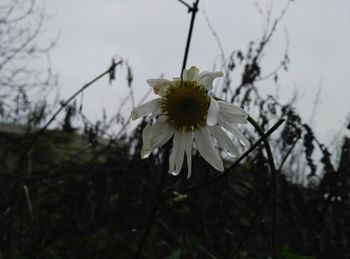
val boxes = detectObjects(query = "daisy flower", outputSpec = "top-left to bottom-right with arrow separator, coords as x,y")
131,66 -> 249,178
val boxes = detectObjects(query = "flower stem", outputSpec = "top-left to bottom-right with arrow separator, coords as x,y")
135,143 -> 170,258
177,0 -> 192,9
136,1 -> 201,256
247,116 -> 278,259
181,0 -> 200,79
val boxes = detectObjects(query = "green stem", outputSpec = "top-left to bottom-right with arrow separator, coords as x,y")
247,116 -> 278,259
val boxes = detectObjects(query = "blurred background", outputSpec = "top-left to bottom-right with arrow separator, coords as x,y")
42,0 -> 350,143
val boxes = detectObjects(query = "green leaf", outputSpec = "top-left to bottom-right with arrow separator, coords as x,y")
279,245 -> 315,259
282,253 -> 315,259
164,249 -> 182,259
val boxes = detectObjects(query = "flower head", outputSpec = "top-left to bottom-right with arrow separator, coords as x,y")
131,66 -> 248,178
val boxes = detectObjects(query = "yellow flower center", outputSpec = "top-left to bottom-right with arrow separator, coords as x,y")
161,80 -> 210,132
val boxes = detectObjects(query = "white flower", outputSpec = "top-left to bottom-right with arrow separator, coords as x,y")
131,66 -> 249,178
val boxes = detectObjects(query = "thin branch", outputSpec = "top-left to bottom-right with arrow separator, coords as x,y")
256,26 -> 290,82
181,0 -> 200,79
247,116 -> 278,259
308,78 -> 323,126
16,59 -> 122,174
278,137 -> 299,172
135,200 -> 159,258
202,8 -> 225,62
135,144 -> 169,258
177,0 -> 192,10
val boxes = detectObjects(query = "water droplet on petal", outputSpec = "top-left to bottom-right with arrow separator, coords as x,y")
141,150 -> 151,159
170,170 -> 180,176
226,151 -> 237,158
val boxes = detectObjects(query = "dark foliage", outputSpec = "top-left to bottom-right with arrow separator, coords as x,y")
0,117 -> 349,258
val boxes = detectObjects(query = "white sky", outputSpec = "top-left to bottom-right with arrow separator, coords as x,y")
40,0 -> 350,145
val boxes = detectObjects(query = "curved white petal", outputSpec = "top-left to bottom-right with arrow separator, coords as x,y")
150,117 -> 175,147
198,71 -> 223,91
183,66 -> 199,81
141,122 -> 152,159
146,78 -> 172,88
146,79 -> 172,96
141,117 -> 174,159
168,144 -> 176,175
218,119 -> 250,147
151,104 -> 162,118
218,101 -> 248,121
206,97 -> 219,126
131,98 -> 161,120
218,112 -> 247,125
194,127 -> 224,172
175,135 -> 186,176
184,132 -> 193,179
210,125 -> 239,157
168,131 -> 186,176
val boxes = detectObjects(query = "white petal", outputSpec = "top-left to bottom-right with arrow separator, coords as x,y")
219,112 -> 247,125
169,131 -> 193,177
168,131 -> 186,176
218,119 -> 250,147
183,132 -> 193,178
198,71 -> 223,91
131,98 -> 161,120
183,66 -> 199,81
175,134 -> 186,176
141,122 -> 152,159
146,78 -> 172,88
150,117 -> 175,147
218,101 -> 248,120
210,125 -> 239,157
168,143 -> 176,174
206,97 -> 219,126
146,79 -> 172,96
194,127 -> 224,172
141,117 -> 174,159
151,104 -> 162,117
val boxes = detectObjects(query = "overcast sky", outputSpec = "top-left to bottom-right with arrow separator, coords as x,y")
40,0 -> 350,145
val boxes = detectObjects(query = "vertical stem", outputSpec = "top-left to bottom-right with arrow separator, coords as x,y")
136,1 -> 201,256
181,0 -> 200,79
135,202 -> 159,258
247,116 -> 277,259
135,145 -> 169,258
